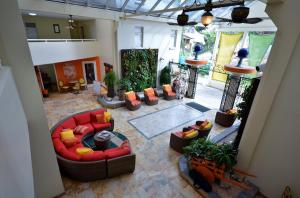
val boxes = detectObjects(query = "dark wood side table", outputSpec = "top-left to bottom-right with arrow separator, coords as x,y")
93,131 -> 113,150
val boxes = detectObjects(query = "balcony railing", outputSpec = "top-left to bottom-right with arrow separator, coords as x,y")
27,39 -> 96,42
27,39 -> 100,65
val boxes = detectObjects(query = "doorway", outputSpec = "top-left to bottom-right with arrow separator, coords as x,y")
82,61 -> 97,84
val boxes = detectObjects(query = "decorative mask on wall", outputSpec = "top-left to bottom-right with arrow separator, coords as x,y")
63,63 -> 76,80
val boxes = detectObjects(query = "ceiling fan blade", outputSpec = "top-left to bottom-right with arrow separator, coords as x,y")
186,22 -> 198,26
215,17 -> 233,23
244,18 -> 263,24
167,22 -> 179,26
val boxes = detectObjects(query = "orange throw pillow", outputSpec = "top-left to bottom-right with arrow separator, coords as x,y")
125,91 -> 136,101
163,85 -> 172,93
96,114 -> 105,124
144,88 -> 155,97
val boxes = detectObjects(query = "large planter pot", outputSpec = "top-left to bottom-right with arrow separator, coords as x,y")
118,89 -> 126,101
107,85 -> 115,98
215,111 -> 237,127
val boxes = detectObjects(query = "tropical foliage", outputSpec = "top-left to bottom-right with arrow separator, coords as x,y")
237,83 -> 253,119
183,138 -> 237,170
159,66 -> 171,85
121,49 -> 158,92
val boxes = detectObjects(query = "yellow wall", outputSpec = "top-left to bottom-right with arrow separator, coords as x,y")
22,15 -> 71,39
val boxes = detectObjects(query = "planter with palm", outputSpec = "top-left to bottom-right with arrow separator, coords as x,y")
118,78 -> 132,101
104,71 -> 117,98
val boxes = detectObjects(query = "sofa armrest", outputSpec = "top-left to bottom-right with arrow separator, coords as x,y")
107,153 -> 136,178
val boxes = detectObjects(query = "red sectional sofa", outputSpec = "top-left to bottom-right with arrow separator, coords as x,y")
50,108 -> 136,181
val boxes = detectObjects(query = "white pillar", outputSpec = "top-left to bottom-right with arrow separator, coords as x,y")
0,0 -> 64,197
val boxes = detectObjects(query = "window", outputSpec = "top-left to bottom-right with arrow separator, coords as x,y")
170,30 -> 177,48
134,26 -> 144,48
25,22 -> 38,39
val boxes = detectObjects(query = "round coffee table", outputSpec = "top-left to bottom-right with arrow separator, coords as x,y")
82,131 -> 128,151
94,131 -> 116,150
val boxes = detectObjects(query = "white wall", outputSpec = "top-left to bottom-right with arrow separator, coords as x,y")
237,0 -> 300,196
23,15 -> 71,39
0,0 -> 64,197
0,67 -> 34,198
95,19 -> 117,79
247,33 -> 300,197
28,40 -> 100,65
117,19 -> 182,85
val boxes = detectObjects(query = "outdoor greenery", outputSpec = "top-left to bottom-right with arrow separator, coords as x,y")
121,49 -> 158,92
237,82 -> 253,119
195,29 -> 217,53
159,66 -> 171,85
104,71 -> 117,97
183,138 -> 237,170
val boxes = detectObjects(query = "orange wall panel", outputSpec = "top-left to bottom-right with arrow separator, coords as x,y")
54,56 -> 101,84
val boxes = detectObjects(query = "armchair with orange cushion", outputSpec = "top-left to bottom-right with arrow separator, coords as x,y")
144,88 -> 159,105
162,84 -> 176,100
125,91 -> 141,111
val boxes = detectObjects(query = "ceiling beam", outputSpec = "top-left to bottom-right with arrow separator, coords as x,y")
105,0 -> 109,9
147,0 -> 163,15
135,0 -> 147,12
168,0 -> 189,18
159,0 -> 177,17
126,0 -> 244,18
121,0 -> 130,11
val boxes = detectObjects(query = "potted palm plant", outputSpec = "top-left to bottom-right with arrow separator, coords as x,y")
117,78 -> 131,101
104,71 -> 116,98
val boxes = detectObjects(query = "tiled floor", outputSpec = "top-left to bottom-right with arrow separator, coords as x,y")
44,85 -> 234,198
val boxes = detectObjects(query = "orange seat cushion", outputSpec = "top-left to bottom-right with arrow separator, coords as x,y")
125,91 -> 136,101
168,92 -> 176,97
149,96 -> 158,101
144,88 -> 155,97
131,100 -> 141,106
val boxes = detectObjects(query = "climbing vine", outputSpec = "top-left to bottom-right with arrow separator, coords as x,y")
121,49 -> 158,91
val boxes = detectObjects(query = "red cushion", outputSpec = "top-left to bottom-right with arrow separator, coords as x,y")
68,143 -> 84,153
131,100 -> 141,106
81,123 -> 94,135
104,147 -> 130,159
90,109 -> 106,122
62,137 -> 80,148
149,96 -> 158,101
92,122 -> 111,131
52,126 -> 63,139
60,147 -> 81,161
61,117 -> 77,129
52,138 -> 65,153
168,92 -> 176,97
174,131 -> 183,138
74,112 -> 91,125
81,151 -> 106,161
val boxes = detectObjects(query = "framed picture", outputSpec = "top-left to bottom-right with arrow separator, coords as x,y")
53,24 -> 60,33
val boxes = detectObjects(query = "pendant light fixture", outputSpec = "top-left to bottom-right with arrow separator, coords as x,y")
201,0 -> 214,26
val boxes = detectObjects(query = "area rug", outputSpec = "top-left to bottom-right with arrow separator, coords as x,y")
185,102 -> 211,112
128,104 -> 203,139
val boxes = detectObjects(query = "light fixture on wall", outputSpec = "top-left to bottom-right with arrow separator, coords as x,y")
201,0 -> 213,27
28,12 -> 37,16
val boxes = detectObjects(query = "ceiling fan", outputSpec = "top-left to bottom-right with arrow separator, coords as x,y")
167,11 -> 197,26
215,6 -> 263,24
66,15 -> 76,29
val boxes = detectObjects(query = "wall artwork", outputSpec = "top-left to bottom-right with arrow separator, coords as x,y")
121,49 -> 158,92
63,64 -> 76,80
53,24 -> 60,33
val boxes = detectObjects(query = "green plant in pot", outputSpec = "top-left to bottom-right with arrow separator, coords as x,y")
160,66 -> 171,85
117,78 -> 132,101
183,138 -> 237,171
104,71 -> 116,98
